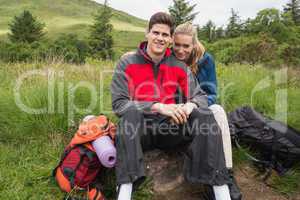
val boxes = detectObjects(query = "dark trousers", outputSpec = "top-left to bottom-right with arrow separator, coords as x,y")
115,107 -> 230,188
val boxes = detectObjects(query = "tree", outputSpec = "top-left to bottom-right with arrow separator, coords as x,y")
254,9 -> 281,28
283,0 -> 300,25
89,0 -> 114,60
199,20 -> 216,42
215,26 -> 225,40
282,10 -> 296,26
169,0 -> 199,26
241,18 -> 253,35
251,9 -> 287,40
51,34 -> 89,64
8,10 -> 45,43
226,8 -> 242,38
196,26 -> 202,40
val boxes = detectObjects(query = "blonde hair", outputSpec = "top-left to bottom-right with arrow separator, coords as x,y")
174,22 -> 206,74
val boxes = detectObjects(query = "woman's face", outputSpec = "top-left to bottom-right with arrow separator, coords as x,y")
173,33 -> 194,63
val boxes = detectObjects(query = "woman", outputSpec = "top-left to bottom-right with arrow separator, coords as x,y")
173,22 -> 241,200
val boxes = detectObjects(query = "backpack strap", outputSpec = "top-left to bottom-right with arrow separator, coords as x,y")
268,128 -> 295,175
88,186 -> 106,200
101,115 -> 110,131
53,145 -> 97,188
52,145 -> 78,178
234,137 -> 272,166
233,137 -> 274,181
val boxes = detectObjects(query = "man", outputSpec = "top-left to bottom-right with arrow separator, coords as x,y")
111,12 -> 232,200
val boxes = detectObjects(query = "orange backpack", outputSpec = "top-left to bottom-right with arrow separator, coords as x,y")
53,115 -> 116,200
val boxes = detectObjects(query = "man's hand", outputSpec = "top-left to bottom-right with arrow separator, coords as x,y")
151,103 -> 187,124
181,102 -> 198,117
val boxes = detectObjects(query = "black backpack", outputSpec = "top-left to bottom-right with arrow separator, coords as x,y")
228,106 -> 300,179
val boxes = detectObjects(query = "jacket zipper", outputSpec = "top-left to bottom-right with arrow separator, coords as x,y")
152,62 -> 161,100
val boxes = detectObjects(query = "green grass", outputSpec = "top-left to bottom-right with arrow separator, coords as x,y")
217,63 -> 300,130
0,134 -> 65,200
270,166 -> 300,197
0,61 -> 300,199
112,30 -> 145,58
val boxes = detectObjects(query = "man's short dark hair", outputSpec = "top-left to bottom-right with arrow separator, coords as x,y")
148,12 -> 175,35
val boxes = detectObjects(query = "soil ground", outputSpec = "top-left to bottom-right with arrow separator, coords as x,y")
144,150 -> 300,200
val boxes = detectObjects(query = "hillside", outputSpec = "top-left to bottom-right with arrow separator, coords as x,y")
0,0 -> 147,50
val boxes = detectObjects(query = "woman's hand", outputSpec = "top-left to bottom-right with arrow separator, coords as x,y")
181,102 -> 197,117
151,103 -> 187,124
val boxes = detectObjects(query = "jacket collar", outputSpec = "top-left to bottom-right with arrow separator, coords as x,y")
197,52 -> 208,66
138,41 -> 172,63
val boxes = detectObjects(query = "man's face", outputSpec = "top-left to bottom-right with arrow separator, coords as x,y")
146,24 -> 172,56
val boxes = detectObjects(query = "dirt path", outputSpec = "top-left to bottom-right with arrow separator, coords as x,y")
144,150 -> 300,200
235,166 -> 287,200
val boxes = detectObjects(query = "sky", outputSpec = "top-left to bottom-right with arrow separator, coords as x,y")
93,0 -> 289,27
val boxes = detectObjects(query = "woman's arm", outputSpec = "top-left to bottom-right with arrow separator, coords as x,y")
196,53 -> 218,106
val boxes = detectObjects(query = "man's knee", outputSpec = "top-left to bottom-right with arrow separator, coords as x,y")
189,107 -> 214,119
188,107 -> 222,136
117,108 -> 144,140
120,107 -> 144,120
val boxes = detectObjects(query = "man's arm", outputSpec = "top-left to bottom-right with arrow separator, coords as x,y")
110,57 -> 157,117
150,68 -> 208,124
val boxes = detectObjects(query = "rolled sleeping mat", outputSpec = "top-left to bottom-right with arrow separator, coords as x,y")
92,136 -> 116,168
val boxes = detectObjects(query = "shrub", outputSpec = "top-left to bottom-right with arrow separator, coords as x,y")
0,34 -> 89,64
50,34 -> 89,64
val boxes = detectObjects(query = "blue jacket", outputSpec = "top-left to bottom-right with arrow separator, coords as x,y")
195,52 -> 217,106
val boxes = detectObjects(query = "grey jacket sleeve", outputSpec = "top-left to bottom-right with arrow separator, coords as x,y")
187,68 -> 208,108
110,58 -> 156,117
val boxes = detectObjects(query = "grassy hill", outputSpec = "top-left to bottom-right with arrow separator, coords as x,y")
0,0 -> 147,52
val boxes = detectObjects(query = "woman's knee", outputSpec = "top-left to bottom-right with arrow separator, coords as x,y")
209,104 -> 226,116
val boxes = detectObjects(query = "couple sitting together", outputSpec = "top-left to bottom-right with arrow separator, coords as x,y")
111,12 -> 242,200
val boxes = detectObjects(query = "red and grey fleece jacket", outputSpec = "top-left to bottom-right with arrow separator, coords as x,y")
111,42 -> 208,116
